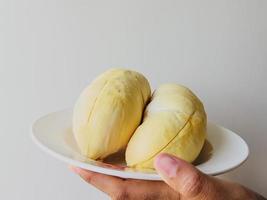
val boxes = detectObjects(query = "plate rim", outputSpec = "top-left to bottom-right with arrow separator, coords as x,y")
31,109 -> 249,180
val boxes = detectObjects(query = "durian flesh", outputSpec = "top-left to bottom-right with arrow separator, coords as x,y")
73,69 -> 151,160
125,84 -> 207,169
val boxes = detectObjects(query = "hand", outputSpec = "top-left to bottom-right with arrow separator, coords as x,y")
70,153 -> 265,200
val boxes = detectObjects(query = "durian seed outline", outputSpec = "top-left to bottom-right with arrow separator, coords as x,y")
132,110 -> 196,167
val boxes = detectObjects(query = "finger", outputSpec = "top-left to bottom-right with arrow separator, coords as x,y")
154,153 -> 216,199
69,166 -> 124,196
123,179 -> 180,200
70,166 -> 180,199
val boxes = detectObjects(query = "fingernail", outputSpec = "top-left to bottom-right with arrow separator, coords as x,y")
154,154 -> 180,178
69,165 -> 79,174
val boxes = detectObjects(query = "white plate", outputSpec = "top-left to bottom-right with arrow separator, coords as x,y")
31,109 -> 249,181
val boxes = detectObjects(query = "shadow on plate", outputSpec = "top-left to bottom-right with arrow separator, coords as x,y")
64,128 -> 213,171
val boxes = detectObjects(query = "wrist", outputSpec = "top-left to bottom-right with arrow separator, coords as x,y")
235,185 -> 264,200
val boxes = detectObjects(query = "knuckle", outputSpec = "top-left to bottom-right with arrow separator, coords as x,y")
181,172 -> 205,197
111,187 -> 129,200
142,194 -> 159,200
83,174 -> 94,184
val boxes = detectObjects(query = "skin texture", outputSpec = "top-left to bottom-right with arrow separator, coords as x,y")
70,153 -> 266,200
73,69 -> 151,160
126,84 -> 206,168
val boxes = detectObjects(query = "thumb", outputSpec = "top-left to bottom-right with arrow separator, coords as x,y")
154,153 -> 214,199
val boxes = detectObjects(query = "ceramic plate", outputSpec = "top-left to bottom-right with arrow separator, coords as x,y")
31,109 -> 249,180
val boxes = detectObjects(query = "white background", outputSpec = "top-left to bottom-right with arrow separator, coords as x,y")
1,0 -> 267,199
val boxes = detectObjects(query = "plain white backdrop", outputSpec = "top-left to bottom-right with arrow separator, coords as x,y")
1,0 -> 267,199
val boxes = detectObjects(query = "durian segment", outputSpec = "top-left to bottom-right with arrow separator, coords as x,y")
126,84 -> 206,168
73,69 -> 151,160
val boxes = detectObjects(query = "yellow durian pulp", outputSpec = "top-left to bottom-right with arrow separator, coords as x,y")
73,69 -> 151,160
125,84 -> 207,169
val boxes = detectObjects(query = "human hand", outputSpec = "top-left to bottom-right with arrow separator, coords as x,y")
70,153 -> 265,200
